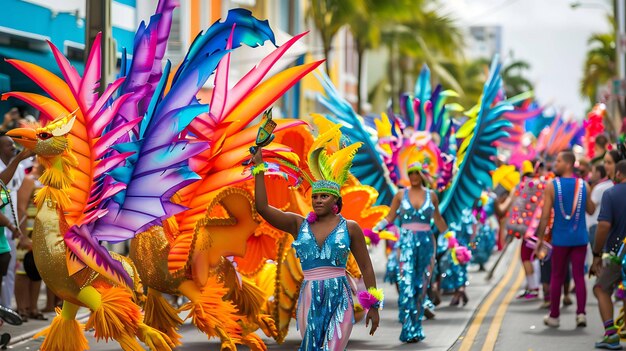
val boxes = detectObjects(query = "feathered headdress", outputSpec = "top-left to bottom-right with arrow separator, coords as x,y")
396,132 -> 441,188
303,115 -> 362,198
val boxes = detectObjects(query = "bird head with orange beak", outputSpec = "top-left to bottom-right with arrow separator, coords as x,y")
6,115 -> 75,157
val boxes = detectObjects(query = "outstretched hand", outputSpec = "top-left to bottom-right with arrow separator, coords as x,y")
365,308 -> 379,336
589,257 -> 602,277
251,147 -> 263,165
533,240 -> 544,259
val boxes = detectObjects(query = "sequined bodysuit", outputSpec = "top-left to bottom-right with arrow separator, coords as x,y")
292,215 -> 354,351
441,209 -> 475,290
387,189 -> 435,342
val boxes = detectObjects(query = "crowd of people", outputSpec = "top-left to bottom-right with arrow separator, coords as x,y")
488,135 -> 626,350
0,2 -> 623,350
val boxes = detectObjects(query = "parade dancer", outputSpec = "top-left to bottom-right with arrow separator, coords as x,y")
253,125 -> 381,351
470,193 -> 497,271
535,150 -> 595,328
440,210 -> 474,306
374,162 -> 448,343
512,161 -> 542,300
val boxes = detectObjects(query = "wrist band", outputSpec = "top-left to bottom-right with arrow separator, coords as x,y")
373,219 -> 389,232
251,163 -> 268,176
357,287 -> 384,310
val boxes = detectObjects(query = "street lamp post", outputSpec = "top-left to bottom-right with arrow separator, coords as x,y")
85,0 -> 116,95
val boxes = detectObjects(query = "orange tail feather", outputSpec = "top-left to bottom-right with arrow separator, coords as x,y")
34,308 -> 88,351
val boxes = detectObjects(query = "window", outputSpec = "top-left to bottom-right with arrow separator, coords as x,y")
66,46 -> 85,61
166,6 -> 183,61
0,31 -> 49,52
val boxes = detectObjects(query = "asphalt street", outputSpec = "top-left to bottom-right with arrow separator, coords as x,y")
9,241 -> 619,350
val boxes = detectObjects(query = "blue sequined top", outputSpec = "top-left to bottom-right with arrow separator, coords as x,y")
398,189 -> 434,225
292,216 -> 351,271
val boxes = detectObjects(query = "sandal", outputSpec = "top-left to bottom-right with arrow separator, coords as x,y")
29,312 -> 48,321
19,312 -> 28,323
0,333 -> 9,350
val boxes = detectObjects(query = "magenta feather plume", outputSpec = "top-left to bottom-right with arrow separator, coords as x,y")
363,229 -> 381,246
616,286 -> 626,300
455,246 -> 472,265
357,291 -> 380,310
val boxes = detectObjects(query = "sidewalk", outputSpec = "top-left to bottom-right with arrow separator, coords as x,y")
2,285 -> 90,346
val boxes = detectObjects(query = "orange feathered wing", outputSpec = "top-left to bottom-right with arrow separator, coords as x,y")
167,44 -> 323,275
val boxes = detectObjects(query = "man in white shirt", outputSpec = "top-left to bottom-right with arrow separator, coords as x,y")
0,136 -> 27,309
587,165 -> 613,247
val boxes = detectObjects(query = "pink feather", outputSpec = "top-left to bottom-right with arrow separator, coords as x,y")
363,229 -> 381,246
221,31 -> 309,118
455,246 -> 472,264
357,291 -> 381,310
209,24 -> 235,121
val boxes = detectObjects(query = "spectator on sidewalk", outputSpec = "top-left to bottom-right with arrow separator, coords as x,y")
578,158 -> 592,182
587,164 -> 613,249
535,150 -> 595,329
591,135 -> 609,166
14,160 -> 46,322
0,136 -> 31,310
590,160 -> 626,350
603,150 -> 621,181
0,212 -> 17,297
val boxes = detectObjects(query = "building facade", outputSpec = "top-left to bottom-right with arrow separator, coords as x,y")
0,0 -> 138,115
1,0 -> 358,120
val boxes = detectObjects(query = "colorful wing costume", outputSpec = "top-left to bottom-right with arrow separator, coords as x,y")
2,1 -> 186,350
119,8 -> 324,351
3,3 -> 320,351
439,57 -> 513,225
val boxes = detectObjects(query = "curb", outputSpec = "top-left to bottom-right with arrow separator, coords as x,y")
9,312 -> 91,346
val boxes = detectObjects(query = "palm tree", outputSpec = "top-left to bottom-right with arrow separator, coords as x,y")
379,7 -> 464,109
306,0 -> 362,76
502,57 -> 533,97
348,0 -> 414,114
580,32 -> 616,103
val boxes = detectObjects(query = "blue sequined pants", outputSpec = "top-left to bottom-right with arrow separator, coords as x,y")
471,226 -> 495,266
395,229 -> 435,342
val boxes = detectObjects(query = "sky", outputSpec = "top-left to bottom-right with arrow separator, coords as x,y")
442,0 -> 611,118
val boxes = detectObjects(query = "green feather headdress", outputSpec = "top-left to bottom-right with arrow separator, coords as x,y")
305,115 -> 362,198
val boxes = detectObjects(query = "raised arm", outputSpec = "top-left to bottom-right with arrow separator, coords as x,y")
348,220 -> 379,335
0,149 -> 32,185
252,148 -> 303,237
374,190 -> 402,231
431,190 -> 448,234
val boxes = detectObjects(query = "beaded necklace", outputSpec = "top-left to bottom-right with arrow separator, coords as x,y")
555,178 -> 583,229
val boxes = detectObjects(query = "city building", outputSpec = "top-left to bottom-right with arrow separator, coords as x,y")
1,0 -> 357,121
0,0 -> 139,114
465,25 -> 503,60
